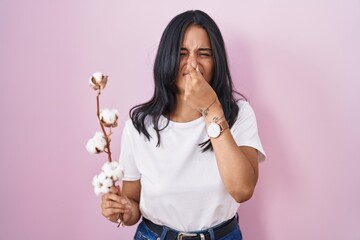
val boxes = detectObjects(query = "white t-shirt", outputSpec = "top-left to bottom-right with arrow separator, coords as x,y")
119,100 -> 265,232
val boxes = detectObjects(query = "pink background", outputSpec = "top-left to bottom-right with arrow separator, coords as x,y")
1,0 -> 359,239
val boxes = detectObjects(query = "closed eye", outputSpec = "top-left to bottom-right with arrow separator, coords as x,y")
179,48 -> 212,58
199,53 -> 212,57
198,48 -> 212,58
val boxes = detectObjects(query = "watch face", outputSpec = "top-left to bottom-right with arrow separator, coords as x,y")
207,122 -> 221,138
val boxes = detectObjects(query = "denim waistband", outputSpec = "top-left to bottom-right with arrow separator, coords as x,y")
143,214 -> 239,240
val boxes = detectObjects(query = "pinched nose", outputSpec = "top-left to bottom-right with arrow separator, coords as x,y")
183,65 -> 204,76
187,57 -> 197,68
182,57 -> 198,75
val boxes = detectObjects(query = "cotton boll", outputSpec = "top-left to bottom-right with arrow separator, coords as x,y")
97,172 -> 107,182
98,177 -> 113,195
86,132 -> 107,154
93,131 -> 104,139
92,173 -> 114,196
103,177 -> 113,187
92,175 -> 103,196
112,163 -> 124,181
99,109 -> 111,122
86,137 -> 105,154
112,109 -> 118,114
100,109 -> 119,128
102,162 -> 124,181
92,72 -> 103,83
93,136 -> 106,151
101,177 -> 114,193
92,132 -> 107,152
89,72 -> 108,90
102,161 -> 122,181
102,162 -> 112,176
94,187 -> 102,196
86,138 -> 97,154
92,175 -> 99,187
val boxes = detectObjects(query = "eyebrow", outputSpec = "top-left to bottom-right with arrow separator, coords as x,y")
180,47 -> 212,51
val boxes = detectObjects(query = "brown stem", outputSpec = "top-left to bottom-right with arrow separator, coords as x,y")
95,86 -> 121,225
96,89 -> 112,162
111,181 -> 125,227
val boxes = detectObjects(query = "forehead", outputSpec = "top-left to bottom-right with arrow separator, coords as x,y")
181,24 -> 211,48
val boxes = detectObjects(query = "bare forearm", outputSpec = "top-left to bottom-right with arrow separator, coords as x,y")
122,180 -> 142,226
205,100 -> 258,202
124,198 -> 141,226
211,132 -> 258,202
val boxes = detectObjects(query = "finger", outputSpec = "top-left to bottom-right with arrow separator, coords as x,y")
102,192 -> 115,204
184,73 -> 191,85
103,200 -> 131,211
187,62 -> 196,73
184,74 -> 192,96
196,65 -> 200,72
103,193 -> 123,203
187,57 -> 197,68
103,193 -> 130,205
188,64 -> 203,80
109,185 -> 121,194
102,199 -> 131,213
102,208 -> 121,217
101,209 -> 130,220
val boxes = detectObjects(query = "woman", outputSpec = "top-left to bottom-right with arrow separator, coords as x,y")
101,10 -> 265,240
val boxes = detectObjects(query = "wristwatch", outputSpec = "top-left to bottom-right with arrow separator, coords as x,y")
207,121 -> 229,138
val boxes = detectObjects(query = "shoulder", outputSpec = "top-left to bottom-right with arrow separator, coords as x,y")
236,100 -> 254,116
231,100 -> 259,129
125,116 -> 152,129
236,100 -> 248,109
123,116 -> 156,138
124,118 -> 135,130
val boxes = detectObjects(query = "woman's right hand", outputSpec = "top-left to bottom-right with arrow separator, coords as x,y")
101,185 -> 133,224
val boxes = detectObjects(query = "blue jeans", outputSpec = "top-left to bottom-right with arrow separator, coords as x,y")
134,218 -> 242,240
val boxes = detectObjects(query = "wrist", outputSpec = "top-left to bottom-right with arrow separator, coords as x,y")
203,99 -> 225,124
207,120 -> 229,138
203,100 -> 229,139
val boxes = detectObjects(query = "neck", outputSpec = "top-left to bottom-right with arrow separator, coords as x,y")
169,95 -> 201,122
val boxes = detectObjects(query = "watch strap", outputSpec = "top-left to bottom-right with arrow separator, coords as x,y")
218,120 -> 229,132
207,120 -> 229,139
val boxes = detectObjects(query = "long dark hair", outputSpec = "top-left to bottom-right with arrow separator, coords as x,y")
130,10 -> 245,152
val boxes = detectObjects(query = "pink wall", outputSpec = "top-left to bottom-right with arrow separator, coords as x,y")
1,0 -> 359,239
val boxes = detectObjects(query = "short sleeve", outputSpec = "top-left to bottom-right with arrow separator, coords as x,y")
118,120 -> 141,180
231,101 -> 266,162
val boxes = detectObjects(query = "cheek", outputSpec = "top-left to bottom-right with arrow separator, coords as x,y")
179,58 -> 188,70
175,60 -> 187,86
204,63 -> 214,83
176,59 -> 186,77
